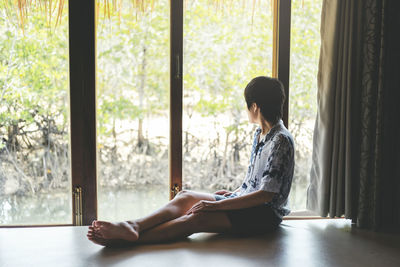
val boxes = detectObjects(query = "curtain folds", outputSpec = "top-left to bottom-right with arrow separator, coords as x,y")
307,0 -> 400,231
307,0 -> 362,218
356,0 -> 385,230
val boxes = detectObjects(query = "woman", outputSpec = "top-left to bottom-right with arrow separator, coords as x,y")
87,76 -> 295,246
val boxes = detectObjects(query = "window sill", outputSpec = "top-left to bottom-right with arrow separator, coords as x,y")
0,224 -> 73,228
284,209 -> 345,220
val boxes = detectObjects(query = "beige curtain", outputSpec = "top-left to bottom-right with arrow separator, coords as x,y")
307,0 -> 363,218
307,0 -> 400,230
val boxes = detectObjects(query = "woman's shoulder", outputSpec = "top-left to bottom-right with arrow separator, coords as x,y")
269,131 -> 295,155
267,120 -> 292,141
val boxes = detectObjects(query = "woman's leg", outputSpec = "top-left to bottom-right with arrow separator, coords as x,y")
133,190 -> 217,232
136,211 -> 232,244
87,190 -> 217,244
89,211 -> 232,246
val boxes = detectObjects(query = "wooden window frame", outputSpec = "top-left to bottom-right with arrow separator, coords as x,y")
170,0 -> 184,201
0,0 -> 97,228
1,0 -> 299,228
273,0 -> 291,128
69,0 -> 97,226
169,0 -> 292,200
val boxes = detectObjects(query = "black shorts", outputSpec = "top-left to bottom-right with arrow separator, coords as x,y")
214,194 -> 282,235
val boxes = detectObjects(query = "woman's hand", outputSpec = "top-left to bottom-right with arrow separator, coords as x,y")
186,200 -> 220,215
214,190 -> 231,196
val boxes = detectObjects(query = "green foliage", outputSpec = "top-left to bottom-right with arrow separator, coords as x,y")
288,0 -> 323,210
1,0 -> 322,223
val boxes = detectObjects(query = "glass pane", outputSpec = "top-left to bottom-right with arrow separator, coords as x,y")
183,1 -> 273,193
96,1 -> 170,221
288,0 -> 322,211
0,3 -> 72,224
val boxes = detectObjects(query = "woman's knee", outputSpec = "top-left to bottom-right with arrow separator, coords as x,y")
176,189 -> 190,197
174,190 -> 195,201
168,190 -> 197,213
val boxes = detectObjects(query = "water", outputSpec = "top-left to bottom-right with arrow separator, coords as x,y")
0,190 -> 72,225
98,185 -> 169,221
0,186 -> 169,225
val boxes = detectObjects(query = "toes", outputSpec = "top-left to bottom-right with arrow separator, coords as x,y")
88,232 -> 95,238
91,222 -> 100,231
94,220 -> 110,228
90,226 -> 99,232
87,227 -> 104,239
87,233 -> 107,246
88,229 -> 96,236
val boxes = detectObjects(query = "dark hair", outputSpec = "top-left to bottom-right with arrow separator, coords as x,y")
244,76 -> 285,124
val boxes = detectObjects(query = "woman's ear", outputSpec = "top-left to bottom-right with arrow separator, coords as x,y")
252,103 -> 258,112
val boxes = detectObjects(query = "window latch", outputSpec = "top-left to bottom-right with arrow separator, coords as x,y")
175,54 -> 181,79
73,186 -> 83,226
171,183 -> 180,198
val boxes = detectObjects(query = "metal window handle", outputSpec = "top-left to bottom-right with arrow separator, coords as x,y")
171,183 -> 180,198
73,186 -> 83,226
175,54 -> 181,79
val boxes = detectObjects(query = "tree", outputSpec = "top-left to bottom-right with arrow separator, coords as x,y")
0,0 -> 322,223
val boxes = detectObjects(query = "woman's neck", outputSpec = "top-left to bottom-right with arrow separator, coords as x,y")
260,120 -> 273,135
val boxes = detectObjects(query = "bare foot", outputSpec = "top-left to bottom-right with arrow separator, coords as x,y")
91,220 -> 139,242
87,231 -> 133,247
87,230 -> 108,246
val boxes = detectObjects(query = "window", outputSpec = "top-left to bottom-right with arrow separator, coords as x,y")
96,1 -> 170,221
0,1 -> 72,225
2,0 -> 319,226
288,0 -> 322,212
182,0 -> 273,194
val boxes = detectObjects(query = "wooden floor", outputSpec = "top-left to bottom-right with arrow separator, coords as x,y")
1,219 -> 399,267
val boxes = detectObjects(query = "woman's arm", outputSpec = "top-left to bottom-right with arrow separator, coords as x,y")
186,190 -> 275,214
217,190 -> 275,210
214,187 -> 240,196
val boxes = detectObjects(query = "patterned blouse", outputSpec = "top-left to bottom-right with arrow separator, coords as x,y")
236,120 -> 295,218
